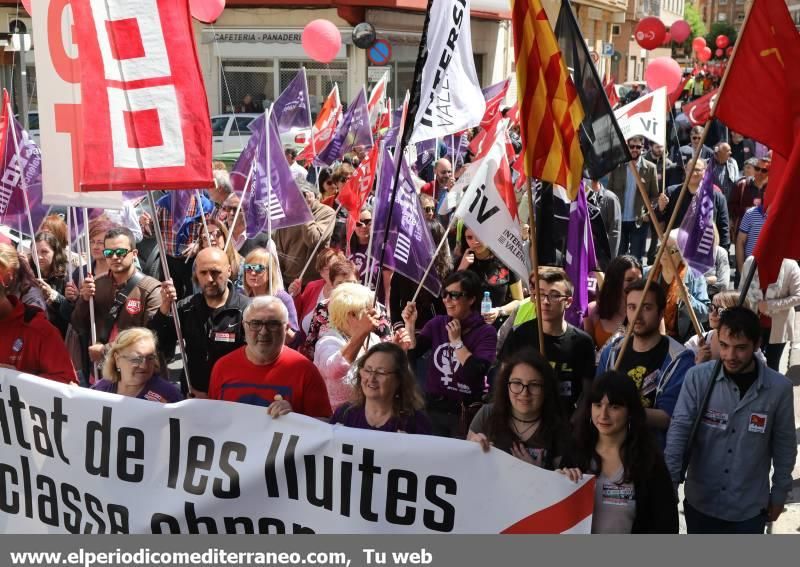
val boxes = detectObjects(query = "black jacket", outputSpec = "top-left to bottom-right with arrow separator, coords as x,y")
148,282 -> 250,393
660,183 -> 731,248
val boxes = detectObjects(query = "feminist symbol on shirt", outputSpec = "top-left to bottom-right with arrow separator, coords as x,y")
433,343 -> 460,387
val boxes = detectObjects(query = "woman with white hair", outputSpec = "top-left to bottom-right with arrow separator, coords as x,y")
314,282 -> 383,409
93,327 -> 183,403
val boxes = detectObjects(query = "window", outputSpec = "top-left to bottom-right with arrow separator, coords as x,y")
719,0 -> 727,5
220,60 -> 274,114
736,11 -> 745,22
211,116 -> 229,137
718,13 -> 728,21
233,116 -> 255,135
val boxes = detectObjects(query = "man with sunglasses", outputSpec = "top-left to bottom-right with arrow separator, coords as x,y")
499,269 -> 595,422
679,125 -> 714,164
150,247 -> 250,398
730,157 -> 769,254
209,296 -> 332,418
72,227 -> 162,372
607,136 -> 659,263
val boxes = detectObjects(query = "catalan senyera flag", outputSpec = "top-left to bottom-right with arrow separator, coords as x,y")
512,0 -> 585,199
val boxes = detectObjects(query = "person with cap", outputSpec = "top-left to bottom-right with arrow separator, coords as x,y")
274,180 -> 336,286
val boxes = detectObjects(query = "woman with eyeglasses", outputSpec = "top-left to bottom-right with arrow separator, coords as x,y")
92,328 -> 183,403
348,208 -> 378,285
419,194 -> 437,222
331,342 -> 431,434
242,247 -> 299,343
455,226 -> 523,326
584,255 -> 642,352
403,270 -> 498,437
468,348 -> 569,470
560,371 -> 678,534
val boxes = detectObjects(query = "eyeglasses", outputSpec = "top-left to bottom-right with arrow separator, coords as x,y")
710,304 -> 727,315
691,136 -> 701,140
424,207 -> 436,213
245,319 -> 284,332
540,292 -> 569,303
753,166 -> 770,173
508,380 -> 544,394
628,144 -> 643,150
119,354 -> 157,365
668,247 -> 681,255
102,248 -> 132,258
222,206 -> 238,213
360,366 -> 395,379
442,290 -> 467,300
244,263 -> 267,274
356,219 -> 372,228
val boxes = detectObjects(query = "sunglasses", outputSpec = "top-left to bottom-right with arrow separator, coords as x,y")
244,263 -> 267,274
424,207 -> 436,213
691,136 -> 701,140
102,248 -> 132,258
356,219 -> 372,228
628,144 -> 643,150
753,166 -> 769,173
710,304 -> 727,315
442,290 -> 467,300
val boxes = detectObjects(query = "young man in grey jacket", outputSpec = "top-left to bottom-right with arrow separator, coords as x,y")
665,307 -> 797,533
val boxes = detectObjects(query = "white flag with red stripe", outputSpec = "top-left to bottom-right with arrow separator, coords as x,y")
614,87 -> 667,145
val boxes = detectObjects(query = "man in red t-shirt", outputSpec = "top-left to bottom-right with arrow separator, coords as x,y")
0,258 -> 76,384
420,158 -> 454,198
209,296 -> 332,418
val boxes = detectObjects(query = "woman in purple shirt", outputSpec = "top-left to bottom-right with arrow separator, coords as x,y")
331,342 -> 431,434
92,328 -> 183,403
402,270 -> 498,438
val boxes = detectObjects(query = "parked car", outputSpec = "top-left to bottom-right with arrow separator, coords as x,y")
211,113 -> 312,159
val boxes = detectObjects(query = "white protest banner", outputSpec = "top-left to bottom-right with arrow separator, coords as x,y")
0,370 -> 593,534
454,132 -> 529,282
614,87 -> 667,146
407,0 -> 486,144
31,0 -> 123,208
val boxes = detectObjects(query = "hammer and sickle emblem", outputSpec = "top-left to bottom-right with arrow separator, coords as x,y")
760,26 -> 785,67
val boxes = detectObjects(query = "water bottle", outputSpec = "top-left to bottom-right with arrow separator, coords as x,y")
480,291 -> 492,316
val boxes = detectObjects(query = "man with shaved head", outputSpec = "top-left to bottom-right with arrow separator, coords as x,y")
149,247 -> 251,397
711,142 -> 739,200
421,158 -> 455,198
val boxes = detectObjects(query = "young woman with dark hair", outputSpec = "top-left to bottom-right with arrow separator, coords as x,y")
560,371 -> 678,534
33,232 -> 73,337
583,255 -> 642,351
468,348 -> 569,470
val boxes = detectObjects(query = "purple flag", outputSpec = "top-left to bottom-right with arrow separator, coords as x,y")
415,138 -> 439,172
370,146 -> 441,296
678,167 -> 716,276
0,115 -> 50,234
565,182 -> 597,327
381,106 -> 405,148
482,79 -> 508,102
230,114 -> 264,195
271,68 -> 312,137
244,115 -> 313,237
443,132 -> 469,168
315,88 -> 373,167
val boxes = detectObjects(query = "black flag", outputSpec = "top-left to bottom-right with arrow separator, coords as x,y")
555,0 -> 631,180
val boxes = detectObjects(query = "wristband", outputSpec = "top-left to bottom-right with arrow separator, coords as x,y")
450,341 -> 464,350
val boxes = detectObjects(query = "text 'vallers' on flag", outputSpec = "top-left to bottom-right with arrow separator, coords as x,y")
370,146 -> 441,296
315,87 -> 373,167
0,90 -> 49,233
405,0 -> 486,145
555,0 -> 630,181
297,85 -> 342,163
512,0 -> 585,199
614,87 -> 667,146
677,167 -> 716,277
70,0 -> 213,191
455,125 -> 529,281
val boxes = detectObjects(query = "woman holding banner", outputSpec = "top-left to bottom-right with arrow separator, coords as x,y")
93,328 -> 183,403
331,342 -> 431,434
467,348 -> 569,470
560,372 -> 678,533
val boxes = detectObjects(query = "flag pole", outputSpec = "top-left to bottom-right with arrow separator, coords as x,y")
296,203 -> 343,284
364,142 -> 385,292
81,207 -> 101,379
195,190 -> 211,244
411,213 -> 458,303
265,107 -> 274,297
224,161 -> 254,253
614,119 -> 714,369
526,180 -> 546,357
147,192 -> 195,393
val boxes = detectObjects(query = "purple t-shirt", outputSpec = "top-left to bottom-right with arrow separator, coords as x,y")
419,312 -> 497,399
331,403 -> 432,434
92,375 -> 184,403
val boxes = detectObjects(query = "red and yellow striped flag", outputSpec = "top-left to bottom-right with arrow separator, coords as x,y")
512,0 -> 585,199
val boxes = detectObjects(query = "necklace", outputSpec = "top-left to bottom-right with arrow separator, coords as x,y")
511,414 -> 541,423
510,415 -> 541,439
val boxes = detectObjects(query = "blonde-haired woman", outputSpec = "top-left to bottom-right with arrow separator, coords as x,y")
93,328 -> 183,403
242,247 -> 299,341
314,282 -> 382,408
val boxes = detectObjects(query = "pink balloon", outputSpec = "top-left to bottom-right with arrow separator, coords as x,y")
662,31 -> 672,45
715,48 -> 724,57
21,0 -> 31,15
692,36 -> 707,52
644,57 -> 682,93
190,0 -> 225,24
670,20 -> 691,43
302,20 -> 342,64
715,35 -> 730,49
697,46 -> 712,62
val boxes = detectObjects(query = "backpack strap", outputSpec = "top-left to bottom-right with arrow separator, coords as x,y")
99,271 -> 145,343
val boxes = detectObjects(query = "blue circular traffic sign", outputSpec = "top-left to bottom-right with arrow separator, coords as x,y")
368,39 -> 392,65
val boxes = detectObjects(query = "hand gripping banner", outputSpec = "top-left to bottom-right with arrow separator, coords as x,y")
70,0 -> 213,191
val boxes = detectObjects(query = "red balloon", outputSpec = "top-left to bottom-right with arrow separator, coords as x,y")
692,36 -> 707,52
715,48 -> 724,57
635,17 -> 666,50
302,20 -> 342,64
698,46 -> 712,62
715,35 -> 730,49
662,31 -> 672,45
644,57 -> 682,93
189,0 -> 225,23
726,46 -> 734,56
21,0 -> 31,15
670,20 -> 691,43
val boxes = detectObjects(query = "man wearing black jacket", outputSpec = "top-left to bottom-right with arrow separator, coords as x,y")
150,247 -> 250,397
